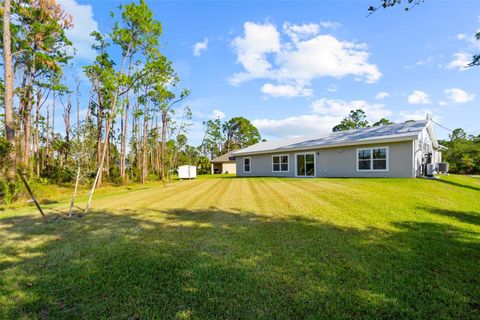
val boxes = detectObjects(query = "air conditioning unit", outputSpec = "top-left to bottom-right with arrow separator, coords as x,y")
426,163 -> 436,176
437,162 -> 449,174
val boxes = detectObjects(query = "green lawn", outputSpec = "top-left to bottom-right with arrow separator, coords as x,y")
1,175 -> 479,319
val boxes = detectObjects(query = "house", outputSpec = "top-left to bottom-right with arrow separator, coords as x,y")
210,151 -> 237,174
232,119 -> 445,178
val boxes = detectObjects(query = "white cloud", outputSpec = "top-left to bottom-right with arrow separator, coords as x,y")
446,52 -> 470,70
407,90 -> 430,104
415,56 -> 434,66
209,109 -> 226,119
445,88 -> 475,103
398,109 -> 432,122
319,21 -> 342,29
58,0 -> 99,61
193,38 -> 208,56
283,22 -> 320,43
252,97 -> 391,139
438,101 -> 447,106
230,22 -> 281,85
310,98 -> 391,121
327,84 -> 338,92
375,91 -> 389,100
261,83 -> 313,98
253,114 -> 342,138
230,21 -> 381,97
457,33 -> 467,40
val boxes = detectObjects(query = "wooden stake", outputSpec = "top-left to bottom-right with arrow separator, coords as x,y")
17,170 -> 47,221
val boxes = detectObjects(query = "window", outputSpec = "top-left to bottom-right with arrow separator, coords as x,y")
357,147 -> 388,171
296,153 -> 315,177
243,157 -> 251,173
272,155 -> 289,172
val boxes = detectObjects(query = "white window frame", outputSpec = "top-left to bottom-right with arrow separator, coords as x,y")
294,152 -> 316,178
243,157 -> 251,173
271,154 -> 289,173
356,146 -> 389,172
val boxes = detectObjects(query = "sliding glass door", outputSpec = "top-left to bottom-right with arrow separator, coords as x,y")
296,153 -> 315,177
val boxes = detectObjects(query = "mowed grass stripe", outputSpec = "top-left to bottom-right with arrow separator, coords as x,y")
1,175 -> 479,319
93,179 -> 211,211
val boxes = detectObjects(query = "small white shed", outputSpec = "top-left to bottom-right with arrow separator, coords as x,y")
178,165 -> 197,179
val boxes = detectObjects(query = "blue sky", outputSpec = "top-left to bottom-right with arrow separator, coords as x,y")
59,0 -> 480,145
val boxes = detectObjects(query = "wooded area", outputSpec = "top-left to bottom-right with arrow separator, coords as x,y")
0,0 -> 265,207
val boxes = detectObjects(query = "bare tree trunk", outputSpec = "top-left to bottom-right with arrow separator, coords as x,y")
96,101 -> 103,186
21,61 -> 36,172
141,107 -> 148,184
63,93 -> 72,163
3,0 -> 16,182
150,115 -> 155,170
75,76 -> 81,130
45,104 -> 50,169
155,114 -> 160,175
51,92 -> 55,162
120,98 -> 129,181
160,111 -> 167,180
68,165 -> 81,218
34,90 -> 41,177
105,134 -> 110,179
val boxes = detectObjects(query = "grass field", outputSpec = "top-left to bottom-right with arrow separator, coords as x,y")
1,175 -> 479,319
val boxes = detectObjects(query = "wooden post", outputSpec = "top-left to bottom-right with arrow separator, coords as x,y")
17,170 -> 47,221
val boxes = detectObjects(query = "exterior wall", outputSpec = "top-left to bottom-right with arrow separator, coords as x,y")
236,153 -> 297,177
413,128 -> 442,177
222,162 -> 236,174
212,162 -> 237,174
236,141 -> 415,178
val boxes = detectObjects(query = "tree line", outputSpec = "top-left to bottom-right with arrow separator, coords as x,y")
0,0 -> 264,206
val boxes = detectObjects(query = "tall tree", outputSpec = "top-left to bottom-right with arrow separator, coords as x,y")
84,0 -> 172,212
372,118 -> 394,127
332,109 -> 370,132
2,0 -> 16,183
222,117 -> 261,153
14,0 -> 72,171
201,118 -> 223,159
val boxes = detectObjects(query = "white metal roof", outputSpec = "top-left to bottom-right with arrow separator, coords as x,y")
233,120 -> 432,156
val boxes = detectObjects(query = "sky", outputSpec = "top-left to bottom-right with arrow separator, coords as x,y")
58,0 -> 480,146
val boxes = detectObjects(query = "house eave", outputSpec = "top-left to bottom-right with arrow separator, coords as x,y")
232,134 -> 419,157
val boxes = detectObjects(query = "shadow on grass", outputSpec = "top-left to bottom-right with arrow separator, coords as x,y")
39,199 -> 59,205
435,177 -> 480,192
0,207 -> 479,319
420,206 -> 480,227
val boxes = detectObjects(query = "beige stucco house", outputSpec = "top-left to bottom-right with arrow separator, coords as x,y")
232,119 -> 445,178
210,152 -> 237,174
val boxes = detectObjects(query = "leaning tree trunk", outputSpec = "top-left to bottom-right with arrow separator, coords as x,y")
3,0 -> 16,182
